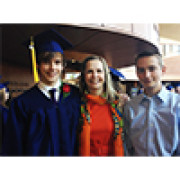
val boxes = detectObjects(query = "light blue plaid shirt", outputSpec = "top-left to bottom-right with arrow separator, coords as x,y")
124,86 -> 180,156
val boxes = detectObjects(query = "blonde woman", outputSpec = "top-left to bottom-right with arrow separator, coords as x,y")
79,55 -> 128,156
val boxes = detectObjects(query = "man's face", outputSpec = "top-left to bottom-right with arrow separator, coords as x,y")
38,53 -> 63,86
136,55 -> 165,93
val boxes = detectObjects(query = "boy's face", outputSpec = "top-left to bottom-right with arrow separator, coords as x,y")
136,55 -> 165,94
38,52 -> 63,86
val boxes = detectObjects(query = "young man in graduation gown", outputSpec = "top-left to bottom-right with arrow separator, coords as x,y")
4,29 -> 81,156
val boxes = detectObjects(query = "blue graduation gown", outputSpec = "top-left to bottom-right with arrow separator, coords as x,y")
0,104 -> 8,155
4,84 -> 81,156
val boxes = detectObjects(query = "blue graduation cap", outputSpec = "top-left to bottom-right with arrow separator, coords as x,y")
109,67 -> 126,80
0,83 -> 4,89
0,81 -> 9,92
25,28 -> 73,55
166,85 -> 174,91
24,29 -> 73,83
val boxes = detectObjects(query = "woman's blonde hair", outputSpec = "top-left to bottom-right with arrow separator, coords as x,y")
79,55 -> 117,102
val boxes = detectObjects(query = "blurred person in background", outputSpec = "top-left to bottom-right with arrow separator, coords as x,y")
0,82 -> 9,155
174,82 -> 180,94
109,67 -> 130,101
166,84 -> 175,92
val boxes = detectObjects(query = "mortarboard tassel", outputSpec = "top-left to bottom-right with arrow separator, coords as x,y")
29,36 -> 39,83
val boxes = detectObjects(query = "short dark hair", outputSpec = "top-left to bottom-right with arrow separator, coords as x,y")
37,52 -> 65,77
135,51 -> 162,67
37,52 -> 63,65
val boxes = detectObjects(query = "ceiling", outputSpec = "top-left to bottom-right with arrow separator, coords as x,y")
163,55 -> 180,81
159,24 -> 180,42
1,24 -> 158,70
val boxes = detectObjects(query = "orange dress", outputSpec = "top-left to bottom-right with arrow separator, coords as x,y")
79,94 -> 124,156
89,99 -> 114,156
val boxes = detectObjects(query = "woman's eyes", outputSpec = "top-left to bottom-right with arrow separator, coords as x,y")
55,60 -> 62,64
97,69 -> 102,73
87,69 -> 103,73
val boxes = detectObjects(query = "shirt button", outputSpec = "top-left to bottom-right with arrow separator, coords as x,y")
150,123 -> 153,127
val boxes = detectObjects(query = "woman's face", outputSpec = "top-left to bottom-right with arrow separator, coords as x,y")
84,59 -> 105,94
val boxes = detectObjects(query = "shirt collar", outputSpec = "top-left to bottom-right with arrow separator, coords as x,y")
139,86 -> 168,104
38,79 -> 62,92
136,93 -> 146,104
156,86 -> 168,103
